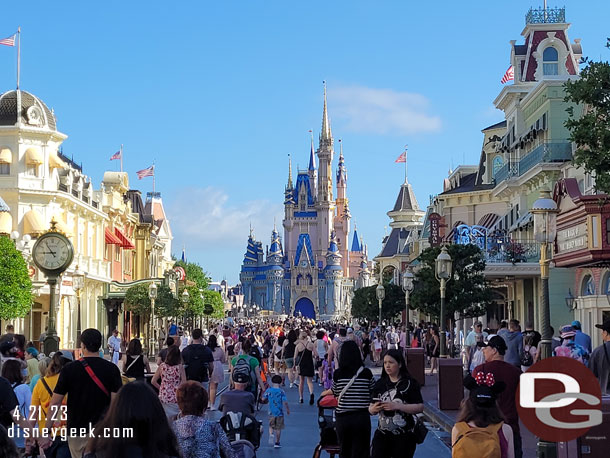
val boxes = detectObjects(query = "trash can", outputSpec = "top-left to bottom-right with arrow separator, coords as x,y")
405,347 -> 425,387
438,358 -> 463,410
557,395 -> 610,458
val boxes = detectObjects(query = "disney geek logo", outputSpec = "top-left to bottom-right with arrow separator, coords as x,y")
516,356 -> 602,442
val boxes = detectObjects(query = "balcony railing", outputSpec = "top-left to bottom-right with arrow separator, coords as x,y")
526,7 -> 565,24
485,240 -> 541,264
494,142 -> 572,185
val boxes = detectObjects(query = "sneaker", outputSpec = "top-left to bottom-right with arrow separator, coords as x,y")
209,406 -> 216,411
268,433 -> 275,446
309,393 -> 315,405
274,443 -> 281,448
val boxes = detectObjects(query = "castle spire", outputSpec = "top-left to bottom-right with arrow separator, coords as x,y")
287,154 -> 293,189
308,131 -> 316,171
321,81 -> 332,142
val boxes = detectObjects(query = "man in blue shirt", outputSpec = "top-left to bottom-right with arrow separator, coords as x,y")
572,320 -> 592,353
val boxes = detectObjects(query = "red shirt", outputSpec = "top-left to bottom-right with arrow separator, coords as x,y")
472,360 -> 522,432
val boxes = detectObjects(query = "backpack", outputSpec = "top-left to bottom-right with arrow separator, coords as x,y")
184,345 -> 209,382
249,346 -> 262,366
452,421 -> 502,458
520,345 -> 534,367
233,356 -> 255,390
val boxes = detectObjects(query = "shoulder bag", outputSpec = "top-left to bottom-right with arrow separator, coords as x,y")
319,366 -> 364,408
403,378 -> 428,444
80,358 -> 110,397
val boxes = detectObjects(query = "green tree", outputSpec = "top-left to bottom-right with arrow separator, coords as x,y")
155,284 -> 181,318
351,284 -> 405,322
410,244 -> 492,323
0,237 -> 33,320
203,289 -> 225,319
124,283 -> 151,316
182,285 -> 204,318
564,39 -> 610,193
174,261 -> 210,290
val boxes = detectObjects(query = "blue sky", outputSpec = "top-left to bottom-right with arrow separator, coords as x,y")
2,1 -> 609,283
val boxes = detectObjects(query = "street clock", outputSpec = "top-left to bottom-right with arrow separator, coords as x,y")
31,221 -> 74,354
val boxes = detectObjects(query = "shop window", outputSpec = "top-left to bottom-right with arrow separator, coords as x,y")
0,163 -> 9,175
543,47 -> 559,75
25,164 -> 38,177
115,246 -> 121,262
581,274 -> 595,296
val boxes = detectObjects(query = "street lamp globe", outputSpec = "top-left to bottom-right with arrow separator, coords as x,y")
73,266 -> 85,292
402,270 -> 414,293
435,246 -> 452,281
565,289 -> 576,311
181,288 -> 189,303
531,190 -> 558,244
376,283 -> 385,301
148,282 -> 158,300
10,230 -> 19,240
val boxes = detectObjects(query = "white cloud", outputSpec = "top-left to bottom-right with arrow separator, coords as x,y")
330,85 -> 441,135
167,187 -> 283,250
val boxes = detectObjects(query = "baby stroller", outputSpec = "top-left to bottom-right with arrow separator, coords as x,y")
220,411 -> 262,458
312,397 -> 340,458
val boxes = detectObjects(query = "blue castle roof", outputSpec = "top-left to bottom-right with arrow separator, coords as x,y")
351,229 -> 362,252
294,173 -> 315,206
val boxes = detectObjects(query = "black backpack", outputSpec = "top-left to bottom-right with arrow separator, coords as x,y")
184,345 -> 209,382
520,345 -> 534,367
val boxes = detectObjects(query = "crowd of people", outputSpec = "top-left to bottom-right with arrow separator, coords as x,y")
0,314 -> 607,458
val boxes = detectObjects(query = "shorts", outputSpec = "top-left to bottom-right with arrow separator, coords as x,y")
285,357 -> 294,369
269,416 -> 285,430
274,360 -> 285,372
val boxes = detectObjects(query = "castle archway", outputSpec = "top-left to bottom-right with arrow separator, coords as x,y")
294,297 -> 315,319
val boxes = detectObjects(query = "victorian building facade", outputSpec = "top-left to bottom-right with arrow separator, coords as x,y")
240,89 -> 371,319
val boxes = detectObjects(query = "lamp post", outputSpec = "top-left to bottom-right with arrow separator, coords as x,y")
72,266 -> 86,347
402,269 -> 415,346
531,190 -> 558,361
181,288 -> 189,330
565,289 -> 577,311
376,283 -> 385,326
148,282 -> 158,356
435,246 -> 453,358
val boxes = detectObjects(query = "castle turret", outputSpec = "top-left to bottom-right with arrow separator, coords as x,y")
324,230 -> 343,316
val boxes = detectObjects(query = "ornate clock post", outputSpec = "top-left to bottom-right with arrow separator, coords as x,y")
32,221 -> 74,354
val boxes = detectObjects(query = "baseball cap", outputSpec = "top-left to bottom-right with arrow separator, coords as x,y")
59,350 -> 74,361
559,325 -> 576,339
571,320 -> 582,330
477,335 -> 507,353
232,371 -> 250,384
595,319 -> 610,333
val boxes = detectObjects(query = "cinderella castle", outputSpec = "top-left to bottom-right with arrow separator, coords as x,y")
239,87 -> 372,319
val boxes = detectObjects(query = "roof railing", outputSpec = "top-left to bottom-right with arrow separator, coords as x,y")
525,6 -> 566,25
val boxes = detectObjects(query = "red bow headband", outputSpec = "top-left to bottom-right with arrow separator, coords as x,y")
475,372 -> 496,387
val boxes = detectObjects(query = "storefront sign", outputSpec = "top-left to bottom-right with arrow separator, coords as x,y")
557,222 -> 587,254
429,213 -> 441,247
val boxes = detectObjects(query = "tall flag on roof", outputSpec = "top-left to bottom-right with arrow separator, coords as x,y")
395,145 -> 409,183
110,145 -> 124,172
0,33 -> 16,47
501,65 -> 514,84
137,165 -> 154,179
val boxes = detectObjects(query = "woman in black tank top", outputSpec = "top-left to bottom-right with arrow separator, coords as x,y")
121,339 -> 151,380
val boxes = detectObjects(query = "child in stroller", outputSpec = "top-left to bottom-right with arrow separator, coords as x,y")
220,411 -> 263,458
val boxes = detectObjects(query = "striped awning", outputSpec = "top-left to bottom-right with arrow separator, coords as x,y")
477,213 -> 500,229
444,220 -> 465,241
25,147 -> 43,165
48,152 -> 66,169
23,209 -> 45,235
105,228 -> 123,245
0,147 -> 12,164
114,227 -> 135,249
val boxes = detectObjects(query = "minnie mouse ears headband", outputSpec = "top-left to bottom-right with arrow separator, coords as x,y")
464,373 -> 506,406
475,372 -> 496,387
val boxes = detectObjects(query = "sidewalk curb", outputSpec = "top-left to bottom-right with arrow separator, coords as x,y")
423,401 -> 455,434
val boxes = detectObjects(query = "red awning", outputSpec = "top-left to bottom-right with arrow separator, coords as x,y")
114,227 -> 135,249
105,228 -> 123,245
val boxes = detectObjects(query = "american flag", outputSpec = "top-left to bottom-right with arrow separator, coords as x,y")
109,150 -> 121,161
501,65 -> 514,84
395,151 -> 406,163
0,33 -> 16,47
136,165 -> 154,179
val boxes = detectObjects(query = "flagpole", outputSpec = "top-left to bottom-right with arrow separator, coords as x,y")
120,144 -> 123,172
152,164 -> 156,193
404,146 -> 408,183
16,27 -> 20,90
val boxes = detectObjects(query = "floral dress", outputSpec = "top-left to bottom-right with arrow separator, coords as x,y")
174,415 -> 234,458
159,363 -> 181,404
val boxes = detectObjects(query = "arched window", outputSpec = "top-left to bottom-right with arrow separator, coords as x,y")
602,271 -> 610,295
581,274 -> 595,296
492,156 -> 504,178
543,47 -> 559,76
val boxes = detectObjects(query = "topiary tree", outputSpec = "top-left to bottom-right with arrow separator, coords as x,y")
0,236 -> 34,320
124,283 -> 151,316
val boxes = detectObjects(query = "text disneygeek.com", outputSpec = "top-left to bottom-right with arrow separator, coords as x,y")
8,424 -> 134,441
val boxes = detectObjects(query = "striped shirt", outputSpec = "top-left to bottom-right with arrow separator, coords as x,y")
331,367 -> 375,414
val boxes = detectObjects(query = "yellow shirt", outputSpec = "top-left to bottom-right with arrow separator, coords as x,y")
31,374 -> 66,430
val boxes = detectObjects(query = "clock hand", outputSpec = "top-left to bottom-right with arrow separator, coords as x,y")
44,241 -> 57,257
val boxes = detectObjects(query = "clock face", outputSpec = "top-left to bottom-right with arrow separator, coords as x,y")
300,260 -> 308,268
33,233 -> 73,273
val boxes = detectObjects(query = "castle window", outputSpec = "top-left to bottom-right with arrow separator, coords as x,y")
543,47 -> 558,76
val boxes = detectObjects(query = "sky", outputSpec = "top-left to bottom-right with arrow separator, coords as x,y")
2,1 -> 609,283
